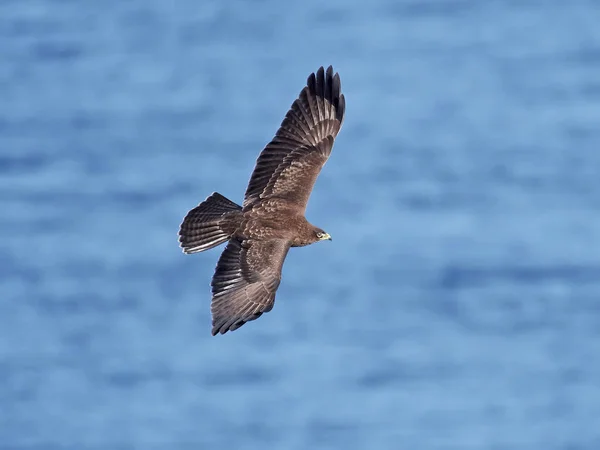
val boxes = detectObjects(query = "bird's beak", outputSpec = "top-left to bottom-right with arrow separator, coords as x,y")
323,233 -> 332,241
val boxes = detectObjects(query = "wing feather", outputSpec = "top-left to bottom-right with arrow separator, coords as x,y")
210,238 -> 290,335
260,136 -> 334,207
243,65 -> 345,209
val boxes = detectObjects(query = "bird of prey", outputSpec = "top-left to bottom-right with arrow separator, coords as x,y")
179,66 -> 345,335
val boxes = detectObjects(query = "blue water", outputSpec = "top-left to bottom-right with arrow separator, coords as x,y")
2,0 -> 600,448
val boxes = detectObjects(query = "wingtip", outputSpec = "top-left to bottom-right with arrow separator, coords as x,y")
211,319 -> 241,336
307,65 -> 343,100
308,65 -> 340,85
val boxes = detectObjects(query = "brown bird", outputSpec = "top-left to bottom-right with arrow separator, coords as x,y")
179,66 -> 346,335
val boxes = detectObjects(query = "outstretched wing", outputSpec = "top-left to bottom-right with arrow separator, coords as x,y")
243,65 -> 345,210
210,238 -> 291,335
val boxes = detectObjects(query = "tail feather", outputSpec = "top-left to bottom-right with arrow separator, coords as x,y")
179,192 -> 242,254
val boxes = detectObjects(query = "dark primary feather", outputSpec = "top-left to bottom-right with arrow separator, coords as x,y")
210,238 -> 291,335
243,65 -> 346,210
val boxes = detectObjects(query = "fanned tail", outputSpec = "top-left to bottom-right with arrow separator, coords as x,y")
179,192 -> 242,254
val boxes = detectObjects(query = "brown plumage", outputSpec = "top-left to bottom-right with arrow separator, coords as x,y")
179,66 -> 346,335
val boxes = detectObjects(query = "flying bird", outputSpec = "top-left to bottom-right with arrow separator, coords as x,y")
179,66 -> 345,335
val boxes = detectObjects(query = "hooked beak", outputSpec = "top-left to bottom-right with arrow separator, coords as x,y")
322,233 -> 332,241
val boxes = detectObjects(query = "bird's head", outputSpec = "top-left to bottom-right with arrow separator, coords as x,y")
314,228 -> 332,242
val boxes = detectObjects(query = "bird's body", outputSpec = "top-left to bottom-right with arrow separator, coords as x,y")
179,66 -> 345,335
237,199 -> 323,246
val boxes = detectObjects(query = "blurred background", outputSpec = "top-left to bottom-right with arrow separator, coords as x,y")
1,0 -> 600,448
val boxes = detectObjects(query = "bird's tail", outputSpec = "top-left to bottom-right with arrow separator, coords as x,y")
179,192 -> 242,254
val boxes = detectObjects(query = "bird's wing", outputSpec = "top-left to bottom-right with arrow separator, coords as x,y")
210,238 -> 291,335
243,66 -> 345,211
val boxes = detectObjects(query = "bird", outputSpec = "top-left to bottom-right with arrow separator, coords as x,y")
178,66 -> 345,335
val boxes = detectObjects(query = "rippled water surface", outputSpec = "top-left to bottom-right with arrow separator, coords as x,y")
1,0 -> 600,448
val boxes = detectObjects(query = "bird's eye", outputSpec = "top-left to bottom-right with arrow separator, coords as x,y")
316,232 -> 323,238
